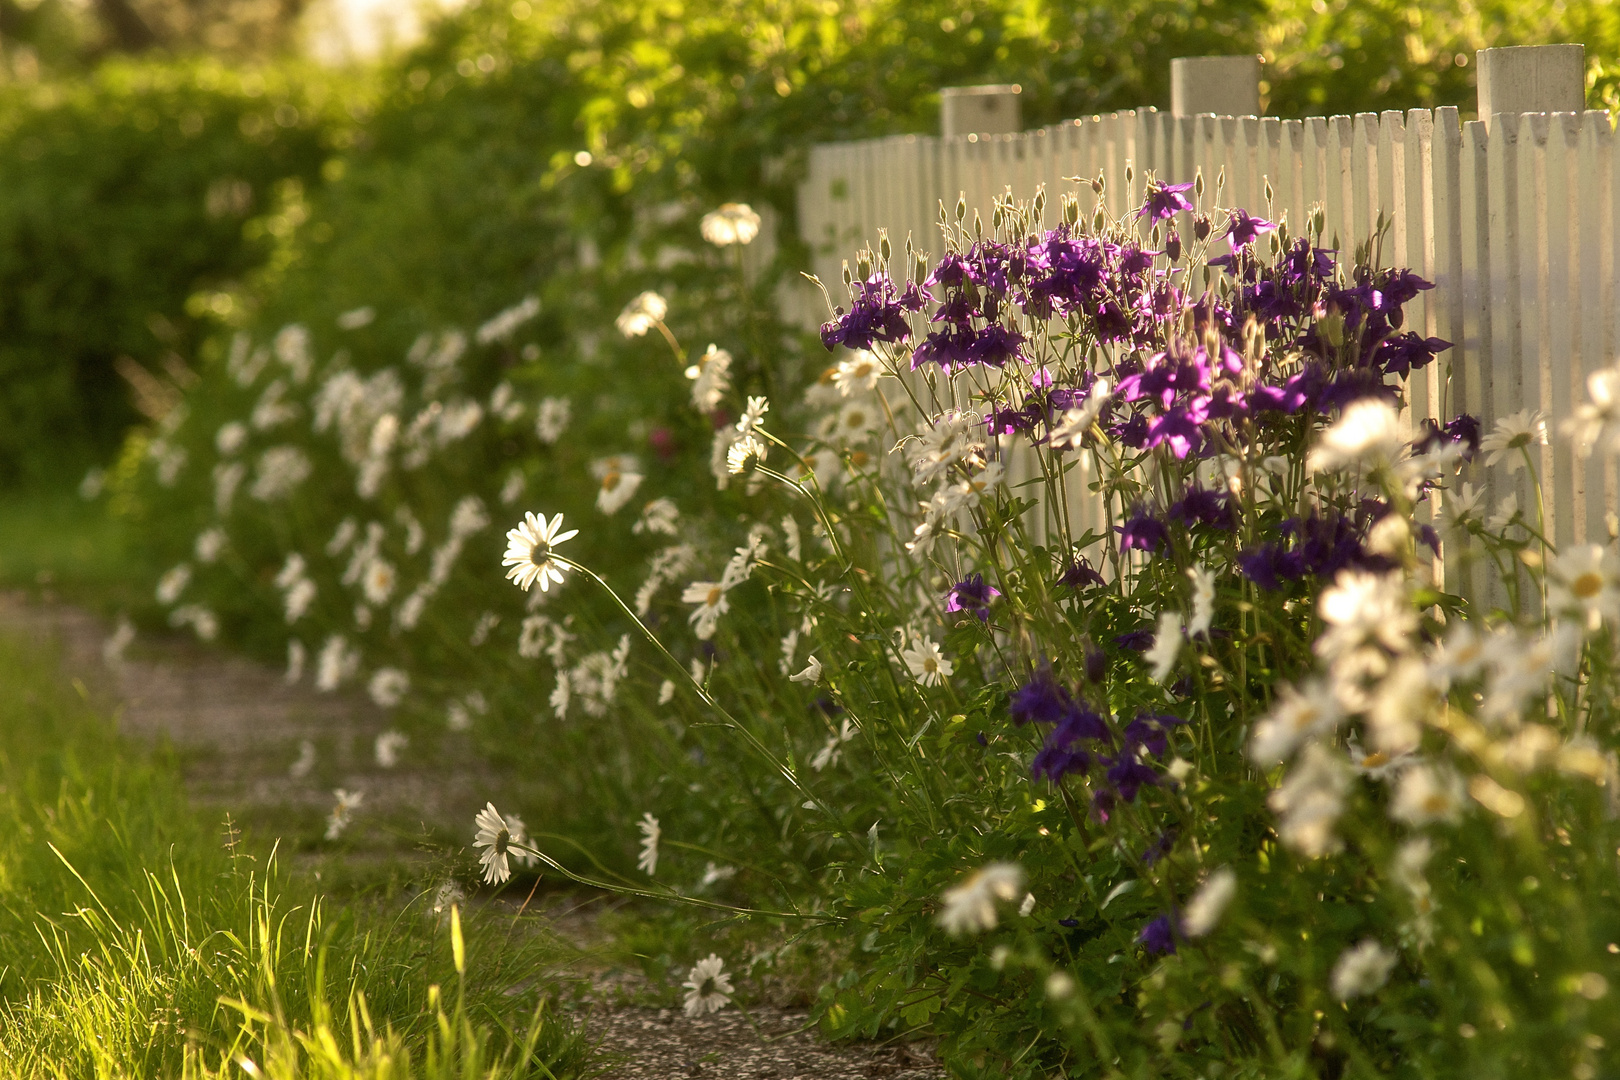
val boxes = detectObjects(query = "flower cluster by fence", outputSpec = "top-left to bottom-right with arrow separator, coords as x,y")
120,171 -> 1620,1075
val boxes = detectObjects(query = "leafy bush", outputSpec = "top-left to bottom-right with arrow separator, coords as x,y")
0,57 -> 355,484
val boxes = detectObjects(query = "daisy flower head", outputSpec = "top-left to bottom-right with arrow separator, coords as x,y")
1487,492 -> 1520,532
789,655 -> 823,684
1180,867 -> 1237,938
700,202 -> 762,247
535,396 -> 571,444
1442,481 -> 1485,532
593,456 -> 645,515
682,580 -> 730,639
326,788 -> 363,840
1307,399 -> 1404,474
737,395 -> 770,435
726,433 -> 767,475
1389,763 -> 1466,827
937,863 -> 1025,935
1146,610 -> 1183,683
195,527 -> 227,564
615,290 -> 668,338
637,812 -> 660,876
833,349 -> 883,395
368,667 -> 410,708
1048,379 -> 1111,450
682,954 -> 735,1016
374,729 -> 408,768
1187,564 -> 1216,637
1248,679 -> 1344,764
362,559 -> 397,605
1479,409 -> 1546,470
156,563 -> 192,605
1563,363 -> 1620,456
633,497 -> 681,536
685,345 -> 732,412
902,636 -> 953,686
502,511 -> 579,593
473,802 -> 518,885
1547,543 -> 1620,629
1268,742 -> 1350,858
215,421 -> 248,456
1331,940 -> 1398,1000
834,400 -> 879,444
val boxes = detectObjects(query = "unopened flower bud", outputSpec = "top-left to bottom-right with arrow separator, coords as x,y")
1085,644 -> 1107,684
1193,214 -> 1211,241
1165,230 -> 1182,262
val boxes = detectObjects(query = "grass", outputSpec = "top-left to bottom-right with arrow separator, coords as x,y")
0,487 -> 145,606
0,622 -> 597,1077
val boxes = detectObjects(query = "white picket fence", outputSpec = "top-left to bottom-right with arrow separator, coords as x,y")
796,105 -> 1620,600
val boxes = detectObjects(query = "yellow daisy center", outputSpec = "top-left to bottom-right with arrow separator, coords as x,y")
1572,571 -> 1605,600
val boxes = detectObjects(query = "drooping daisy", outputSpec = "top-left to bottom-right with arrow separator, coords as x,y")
368,667 -> 410,708
1486,492 -> 1520,532
473,802 -> 518,885
502,511 -> 579,592
156,564 -> 191,605
1479,409 -> 1546,470
374,730 -> 408,768
682,580 -> 730,639
637,813 -> 661,876
700,202 -> 762,246
811,718 -> 856,771
1330,940 -> 1398,1000
681,954 -> 735,1016
614,290 -> 668,338
790,655 -> 823,684
937,863 -> 1025,935
1441,481 -> 1484,532
902,636 -> 953,687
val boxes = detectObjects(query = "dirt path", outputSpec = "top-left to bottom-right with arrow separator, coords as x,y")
0,591 -> 945,1080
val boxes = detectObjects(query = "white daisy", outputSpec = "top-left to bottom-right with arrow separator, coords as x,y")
633,497 -> 681,536
374,730 -> 408,768
615,290 -> 668,338
535,397 -> 571,444
1048,379 -> 1112,450
1547,544 -> 1620,627
368,667 -> 410,708
315,635 -> 359,692
502,511 -> 579,593
1307,399 -> 1403,473
1248,680 -> 1345,764
595,463 -> 645,515
326,788 -> 363,840
682,581 -> 730,640
500,469 -> 527,506
362,559 -> 397,606
937,863 -> 1025,935
1442,481 -> 1484,532
835,401 -> 879,443
811,718 -> 856,771
726,433 -> 767,475
1563,364 -> 1620,456
1486,492 -> 1520,532
249,445 -> 312,501
215,421 -> 248,456
637,812 -> 660,876
658,679 -> 675,704
284,578 -> 317,624
289,738 -> 315,779
685,344 -> 732,412
1268,742 -> 1350,858
473,802 -> 518,884
1331,940 -> 1398,1000
285,640 -> 306,684
902,637 -> 953,686
700,202 -> 762,246
833,349 -> 883,395
1180,867 -> 1237,939
737,395 -> 770,435
1389,764 -> 1466,826
1479,409 -> 1546,470
156,564 -> 191,605
1145,611 -> 1182,683
681,954 -> 735,1016
1187,565 -> 1216,637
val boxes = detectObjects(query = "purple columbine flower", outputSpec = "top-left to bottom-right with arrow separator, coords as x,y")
1105,753 -> 1160,802
1170,486 -> 1234,530
1010,664 -> 1071,725
1138,914 -> 1177,955
1112,628 -> 1154,652
1057,556 -> 1106,590
1137,181 -> 1195,222
1375,332 -> 1452,378
945,573 -> 1001,621
1140,828 -> 1178,866
820,275 -> 914,351
1224,208 -> 1277,250
1117,507 -> 1168,554
1123,712 -> 1185,758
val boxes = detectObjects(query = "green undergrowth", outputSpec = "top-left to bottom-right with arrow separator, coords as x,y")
0,628 -> 595,1078
0,489 -> 146,608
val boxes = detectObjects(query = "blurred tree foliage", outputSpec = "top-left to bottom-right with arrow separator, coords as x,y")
3,0 -> 1620,484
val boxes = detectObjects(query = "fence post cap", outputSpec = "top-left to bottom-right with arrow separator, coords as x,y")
940,85 -> 1023,139
1169,55 -> 1262,118
1476,43 -> 1585,123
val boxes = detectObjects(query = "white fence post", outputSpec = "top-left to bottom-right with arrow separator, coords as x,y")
940,85 -> 1022,138
1169,56 -> 1261,118
1476,44 -> 1585,125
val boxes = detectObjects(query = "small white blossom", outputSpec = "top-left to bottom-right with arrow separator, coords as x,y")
1269,742 -> 1350,858
326,789 -> 363,840
374,730 -> 408,768
535,397 -> 571,443
1145,611 -> 1182,683
1389,764 -> 1466,826
473,802 -> 518,884
1479,409 -> 1546,470
615,291 -> 668,338
1249,680 -> 1344,765
215,421 -> 248,456
289,738 -> 315,779
1308,399 -> 1403,473
1187,565 -> 1216,637
700,202 -> 762,246
156,564 -> 191,605
902,637 -> 953,687
502,511 -> 579,593
790,655 -> 823,684
285,640 -> 306,684
1180,868 -> 1237,938
637,812 -> 661,876
368,667 -> 410,708
633,497 -> 680,536
1331,940 -> 1398,1000
682,581 -> 730,640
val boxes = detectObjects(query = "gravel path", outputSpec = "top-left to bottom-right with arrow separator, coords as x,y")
0,590 -> 946,1079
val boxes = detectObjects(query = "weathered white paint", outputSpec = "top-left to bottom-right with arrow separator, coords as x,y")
1170,56 -> 1261,119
